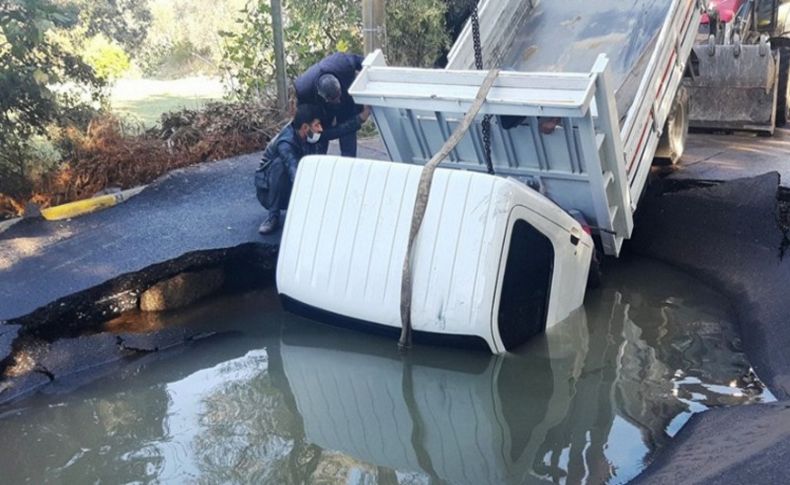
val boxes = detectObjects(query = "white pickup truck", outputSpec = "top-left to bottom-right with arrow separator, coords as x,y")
277,0 -> 702,353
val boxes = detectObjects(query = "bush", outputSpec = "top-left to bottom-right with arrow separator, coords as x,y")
82,35 -> 131,81
221,0 -> 362,101
18,101 -> 285,211
386,0 -> 449,67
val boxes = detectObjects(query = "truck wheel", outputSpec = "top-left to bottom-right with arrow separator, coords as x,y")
776,47 -> 790,127
654,86 -> 689,165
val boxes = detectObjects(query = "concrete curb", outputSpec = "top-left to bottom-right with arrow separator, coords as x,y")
40,186 -> 147,221
0,186 -> 148,237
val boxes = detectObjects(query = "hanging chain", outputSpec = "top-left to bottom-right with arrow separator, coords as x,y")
471,5 -> 484,70
470,2 -> 494,175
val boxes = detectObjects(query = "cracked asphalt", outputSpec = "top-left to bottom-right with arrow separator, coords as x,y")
0,139 -> 389,322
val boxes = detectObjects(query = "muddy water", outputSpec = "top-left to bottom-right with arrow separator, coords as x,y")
0,257 -> 773,484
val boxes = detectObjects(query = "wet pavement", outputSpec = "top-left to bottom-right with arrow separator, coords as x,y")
0,257 -> 772,484
673,129 -> 790,185
634,402 -> 790,484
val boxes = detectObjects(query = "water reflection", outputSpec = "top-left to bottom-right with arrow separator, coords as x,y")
0,259 -> 771,484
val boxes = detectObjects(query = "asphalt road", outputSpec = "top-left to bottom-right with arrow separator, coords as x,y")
0,139 -> 389,322
673,129 -> 790,185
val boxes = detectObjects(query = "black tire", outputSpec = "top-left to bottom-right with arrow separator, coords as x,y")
654,86 -> 690,166
776,47 -> 790,127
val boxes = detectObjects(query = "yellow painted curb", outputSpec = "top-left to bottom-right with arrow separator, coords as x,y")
41,186 -> 147,221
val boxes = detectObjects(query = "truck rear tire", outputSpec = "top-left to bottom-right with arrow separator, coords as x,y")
654,86 -> 689,166
776,47 -> 790,127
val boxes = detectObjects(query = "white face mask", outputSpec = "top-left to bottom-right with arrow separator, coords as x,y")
306,130 -> 321,144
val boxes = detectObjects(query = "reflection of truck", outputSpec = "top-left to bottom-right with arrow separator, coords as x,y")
277,0 -> 701,353
686,0 -> 790,133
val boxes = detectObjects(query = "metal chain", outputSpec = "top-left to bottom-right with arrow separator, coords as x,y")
470,2 -> 495,175
471,5 -> 484,70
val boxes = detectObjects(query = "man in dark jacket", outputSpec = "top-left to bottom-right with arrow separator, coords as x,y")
294,52 -> 370,157
255,103 -> 323,234
254,103 -> 363,235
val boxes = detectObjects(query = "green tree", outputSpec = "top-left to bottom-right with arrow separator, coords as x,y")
140,0 -> 247,77
0,0 -> 103,195
221,0 -> 362,100
82,34 -> 131,80
72,0 -> 152,54
386,0 -> 449,67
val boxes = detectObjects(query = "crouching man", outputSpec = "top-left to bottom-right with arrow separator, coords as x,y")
255,104 -> 323,235
254,103 -> 367,235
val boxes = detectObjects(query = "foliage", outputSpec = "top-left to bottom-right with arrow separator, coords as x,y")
70,0 -> 152,55
140,0 -> 247,78
221,0 -> 362,100
0,0 -> 104,196
445,0 -> 473,41
385,0 -> 449,67
19,100 -> 284,212
82,35 -> 131,80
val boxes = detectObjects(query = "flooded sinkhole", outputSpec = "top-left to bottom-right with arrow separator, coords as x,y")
0,256 -> 773,484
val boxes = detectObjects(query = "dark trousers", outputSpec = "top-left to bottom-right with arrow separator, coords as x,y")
316,130 -> 357,157
255,159 -> 293,217
317,101 -> 360,157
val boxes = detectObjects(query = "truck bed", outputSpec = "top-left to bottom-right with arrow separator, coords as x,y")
351,0 -> 700,256
500,0 -> 670,121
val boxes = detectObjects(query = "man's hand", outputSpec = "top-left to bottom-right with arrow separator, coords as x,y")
359,105 -> 372,123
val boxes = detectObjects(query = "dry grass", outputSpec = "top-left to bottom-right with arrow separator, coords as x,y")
1,100 -> 285,217
0,194 -> 24,220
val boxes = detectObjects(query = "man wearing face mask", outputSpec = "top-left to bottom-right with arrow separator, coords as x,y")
255,103 -> 332,234
294,52 -> 371,157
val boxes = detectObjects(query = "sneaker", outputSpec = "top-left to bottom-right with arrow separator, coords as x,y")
258,213 -> 280,234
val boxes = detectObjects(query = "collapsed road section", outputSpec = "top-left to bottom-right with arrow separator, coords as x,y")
632,172 -> 790,483
0,242 -> 276,404
0,147 -> 789,482
0,141 -> 389,406
0,151 -> 278,405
